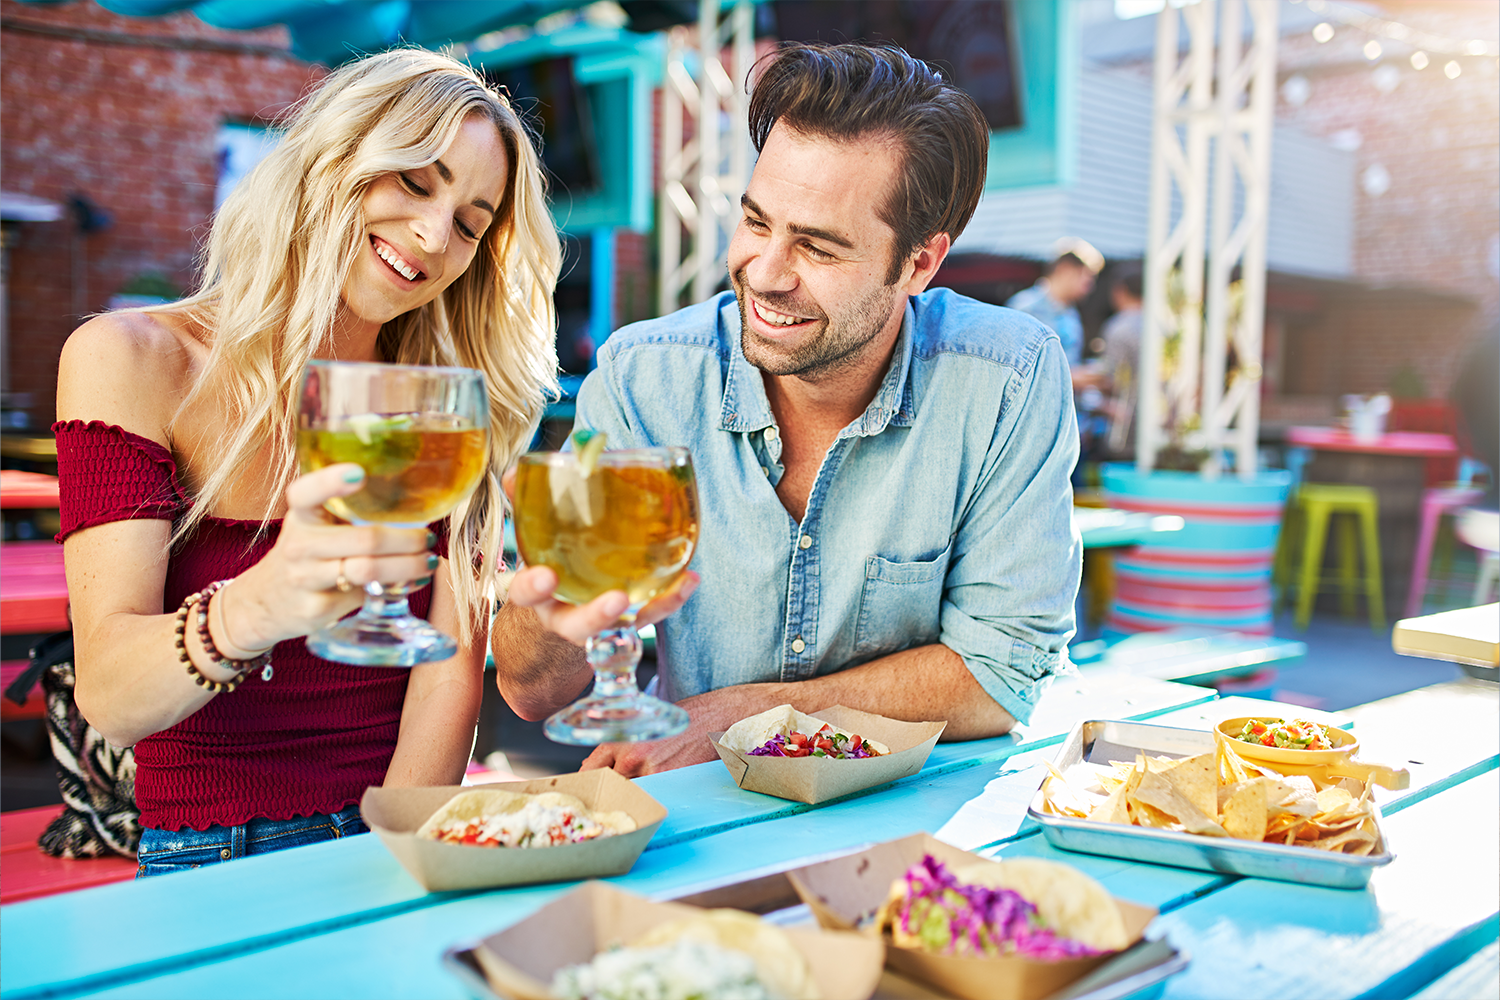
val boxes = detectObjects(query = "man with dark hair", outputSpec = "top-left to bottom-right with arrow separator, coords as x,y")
497,42 -> 1080,775
1007,239 -> 1105,366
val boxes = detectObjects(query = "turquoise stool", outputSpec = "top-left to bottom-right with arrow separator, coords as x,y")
1274,483 -> 1385,632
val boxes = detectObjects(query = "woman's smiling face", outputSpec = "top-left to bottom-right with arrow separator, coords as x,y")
341,114 -> 509,338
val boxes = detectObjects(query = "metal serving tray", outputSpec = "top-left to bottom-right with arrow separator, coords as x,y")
442,860 -> 1189,1000
1028,720 -> 1395,890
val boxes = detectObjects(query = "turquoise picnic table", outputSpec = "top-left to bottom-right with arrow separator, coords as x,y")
3,672 -> 1495,1000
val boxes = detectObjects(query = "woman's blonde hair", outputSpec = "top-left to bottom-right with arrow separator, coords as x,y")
172,48 -> 560,639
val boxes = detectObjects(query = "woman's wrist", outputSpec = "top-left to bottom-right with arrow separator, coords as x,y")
176,584 -> 257,689
208,579 -> 277,660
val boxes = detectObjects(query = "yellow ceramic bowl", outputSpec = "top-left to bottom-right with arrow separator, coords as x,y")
1216,717 -> 1409,790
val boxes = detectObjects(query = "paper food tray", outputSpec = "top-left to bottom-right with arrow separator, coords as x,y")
710,705 -> 944,804
360,769 -> 666,892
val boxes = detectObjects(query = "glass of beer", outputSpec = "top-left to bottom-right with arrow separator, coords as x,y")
296,360 -> 489,666
513,446 -> 698,744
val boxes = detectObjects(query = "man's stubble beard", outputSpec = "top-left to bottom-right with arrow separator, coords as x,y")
732,269 -> 903,382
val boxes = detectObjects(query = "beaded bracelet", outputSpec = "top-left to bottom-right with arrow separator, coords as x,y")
173,580 -> 273,693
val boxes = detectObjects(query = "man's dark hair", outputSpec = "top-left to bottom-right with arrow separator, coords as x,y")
748,42 -> 989,284
1113,262 -> 1143,300
1044,253 -> 1089,276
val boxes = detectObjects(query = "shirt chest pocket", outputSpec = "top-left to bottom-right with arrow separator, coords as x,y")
853,541 -> 952,659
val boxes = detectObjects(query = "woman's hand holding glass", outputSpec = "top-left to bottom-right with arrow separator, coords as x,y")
212,463 -> 440,658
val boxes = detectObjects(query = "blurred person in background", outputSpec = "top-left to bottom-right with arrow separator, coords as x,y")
497,42 -> 1080,776
1097,263 -> 1143,459
1006,238 -> 1104,367
53,49 -> 561,875
1451,326 -> 1499,510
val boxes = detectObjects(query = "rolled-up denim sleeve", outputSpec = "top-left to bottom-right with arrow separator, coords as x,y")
940,337 -> 1081,725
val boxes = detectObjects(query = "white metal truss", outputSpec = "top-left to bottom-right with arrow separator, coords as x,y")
658,0 -> 755,315
1138,0 -> 1279,480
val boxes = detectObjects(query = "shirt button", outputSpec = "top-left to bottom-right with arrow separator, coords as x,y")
761,466 -> 769,476
764,426 -> 779,440
791,637 -> 806,653
220,848 -> 231,860
798,534 -> 812,549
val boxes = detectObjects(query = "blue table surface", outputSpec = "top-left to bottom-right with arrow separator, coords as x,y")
3,680 -> 1495,1000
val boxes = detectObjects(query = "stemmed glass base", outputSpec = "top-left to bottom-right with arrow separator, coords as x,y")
543,626 -> 690,745
306,581 -> 455,667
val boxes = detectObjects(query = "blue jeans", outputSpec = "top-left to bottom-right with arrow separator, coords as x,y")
135,805 -> 368,878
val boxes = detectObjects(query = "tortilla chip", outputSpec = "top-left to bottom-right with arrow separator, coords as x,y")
1221,781 -> 1269,841
1157,752 -> 1218,819
1127,795 -> 1181,829
1088,782 -> 1132,826
1132,770 -> 1228,837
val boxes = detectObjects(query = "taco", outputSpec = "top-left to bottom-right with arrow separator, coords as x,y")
415,789 -> 636,848
551,909 -> 820,1000
877,854 -> 1130,959
721,704 -> 890,759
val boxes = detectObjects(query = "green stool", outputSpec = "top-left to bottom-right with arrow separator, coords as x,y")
1274,484 -> 1386,632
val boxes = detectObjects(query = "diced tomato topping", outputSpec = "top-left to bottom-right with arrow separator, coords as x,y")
851,734 -> 863,751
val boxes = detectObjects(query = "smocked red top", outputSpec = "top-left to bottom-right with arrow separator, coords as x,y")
54,419 -> 448,832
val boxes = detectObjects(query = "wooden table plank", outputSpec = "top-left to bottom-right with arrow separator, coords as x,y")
58,698 -> 1499,1000
1407,940 -> 1499,1000
631,673 -> 1214,848
0,678 -> 1218,999
1394,604 -> 1500,669
1153,767 -> 1500,1000
71,748 -> 1233,1000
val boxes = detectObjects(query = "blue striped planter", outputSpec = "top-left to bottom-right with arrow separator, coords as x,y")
1102,463 -> 1293,635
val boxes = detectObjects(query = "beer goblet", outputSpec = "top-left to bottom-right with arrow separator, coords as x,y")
513,446 -> 698,744
296,360 -> 489,666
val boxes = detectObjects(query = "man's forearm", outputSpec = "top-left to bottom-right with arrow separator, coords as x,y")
687,643 -> 1015,741
491,601 -> 592,721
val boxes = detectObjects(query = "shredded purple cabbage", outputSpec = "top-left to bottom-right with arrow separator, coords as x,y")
746,732 -> 878,759
894,855 -> 1105,960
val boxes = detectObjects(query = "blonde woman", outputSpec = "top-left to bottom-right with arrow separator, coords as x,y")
53,49 -> 560,875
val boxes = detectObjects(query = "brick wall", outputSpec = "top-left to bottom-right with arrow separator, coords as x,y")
1,0 -> 322,425
1275,0 -> 1500,398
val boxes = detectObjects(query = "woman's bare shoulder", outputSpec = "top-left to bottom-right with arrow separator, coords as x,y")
57,308 -> 205,441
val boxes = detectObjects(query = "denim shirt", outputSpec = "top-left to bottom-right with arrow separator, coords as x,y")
573,288 -> 1080,724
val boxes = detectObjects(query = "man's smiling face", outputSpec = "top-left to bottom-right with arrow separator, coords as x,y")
727,123 -> 913,381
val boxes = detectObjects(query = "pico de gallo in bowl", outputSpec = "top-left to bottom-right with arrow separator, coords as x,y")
748,723 -> 887,759
1233,717 -> 1338,751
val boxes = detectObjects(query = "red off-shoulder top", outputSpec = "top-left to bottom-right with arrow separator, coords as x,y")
54,419 -> 447,832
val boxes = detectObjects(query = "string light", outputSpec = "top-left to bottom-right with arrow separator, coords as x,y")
1444,60 -> 1462,79
1301,1 -> 1498,68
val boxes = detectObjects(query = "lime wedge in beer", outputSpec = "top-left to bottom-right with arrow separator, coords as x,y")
570,428 -> 607,477
346,412 -> 415,445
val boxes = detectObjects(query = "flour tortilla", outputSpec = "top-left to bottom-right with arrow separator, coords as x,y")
414,789 -> 636,842
951,858 -> 1131,953
719,704 -> 891,755
632,909 -> 821,999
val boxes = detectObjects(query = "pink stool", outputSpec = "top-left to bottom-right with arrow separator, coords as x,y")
1406,485 -> 1485,617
